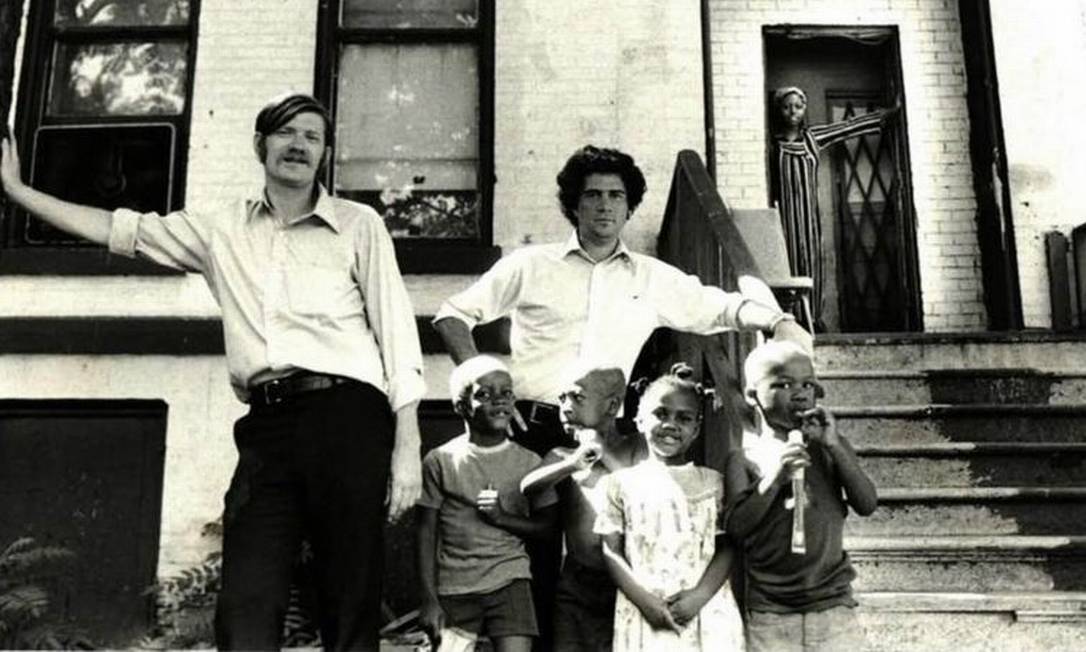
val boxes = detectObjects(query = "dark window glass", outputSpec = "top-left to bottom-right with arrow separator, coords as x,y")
53,0 -> 190,27
341,0 -> 477,29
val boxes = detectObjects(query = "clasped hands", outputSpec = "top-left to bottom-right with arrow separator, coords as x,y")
639,586 -> 712,633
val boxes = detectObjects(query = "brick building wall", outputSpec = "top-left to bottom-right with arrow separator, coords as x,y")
707,0 -> 988,331
990,0 -> 1086,327
184,0 -> 319,208
492,0 -> 706,255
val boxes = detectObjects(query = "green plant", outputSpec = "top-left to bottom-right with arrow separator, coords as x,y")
0,536 -> 90,649
141,520 -> 320,649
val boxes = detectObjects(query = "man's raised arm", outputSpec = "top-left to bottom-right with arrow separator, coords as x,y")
1,137 -> 113,245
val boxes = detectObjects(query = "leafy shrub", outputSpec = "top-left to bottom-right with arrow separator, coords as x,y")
140,520 -> 319,649
0,537 -> 91,649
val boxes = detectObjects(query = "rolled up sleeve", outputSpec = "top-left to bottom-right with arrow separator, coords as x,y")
433,253 -> 523,329
649,259 -> 746,334
108,207 -> 212,274
357,213 -> 426,411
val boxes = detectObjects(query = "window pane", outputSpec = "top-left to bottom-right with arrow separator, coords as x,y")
26,124 -> 175,245
48,42 -> 188,116
336,44 -> 479,238
341,0 -> 477,29
54,0 -> 190,26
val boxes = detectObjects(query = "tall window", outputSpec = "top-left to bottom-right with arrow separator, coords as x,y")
317,0 -> 496,272
4,0 -> 198,273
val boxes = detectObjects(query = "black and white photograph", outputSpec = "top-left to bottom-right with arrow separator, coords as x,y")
0,1 -> 1084,650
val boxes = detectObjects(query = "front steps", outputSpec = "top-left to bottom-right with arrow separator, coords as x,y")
860,592 -> 1086,652
815,333 -> 1086,651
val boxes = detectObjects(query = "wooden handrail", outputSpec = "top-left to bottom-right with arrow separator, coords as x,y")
658,150 -> 765,288
654,149 -> 766,468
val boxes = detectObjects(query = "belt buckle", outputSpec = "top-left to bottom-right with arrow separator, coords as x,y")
263,378 -> 285,405
529,401 -> 553,424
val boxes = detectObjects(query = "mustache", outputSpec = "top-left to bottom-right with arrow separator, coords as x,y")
281,149 -> 312,164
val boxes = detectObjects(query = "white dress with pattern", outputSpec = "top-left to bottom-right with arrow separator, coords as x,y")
596,459 -> 745,651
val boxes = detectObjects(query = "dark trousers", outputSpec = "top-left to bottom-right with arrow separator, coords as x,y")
214,381 -> 394,651
511,403 -> 573,652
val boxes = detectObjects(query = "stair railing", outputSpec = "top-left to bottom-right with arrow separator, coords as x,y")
656,150 -> 774,469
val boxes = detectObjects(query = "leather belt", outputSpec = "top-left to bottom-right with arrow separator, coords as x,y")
515,400 -> 559,425
251,372 -> 353,407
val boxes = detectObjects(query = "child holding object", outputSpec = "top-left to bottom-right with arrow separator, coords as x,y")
417,356 -> 559,652
726,341 -> 877,652
594,363 -> 745,651
520,364 -> 646,651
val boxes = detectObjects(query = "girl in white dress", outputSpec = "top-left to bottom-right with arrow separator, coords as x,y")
595,364 -> 745,651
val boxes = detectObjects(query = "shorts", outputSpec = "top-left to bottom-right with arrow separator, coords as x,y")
746,605 -> 867,652
553,557 -> 616,651
439,579 -> 538,640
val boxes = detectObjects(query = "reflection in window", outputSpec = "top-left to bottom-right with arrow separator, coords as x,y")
49,42 -> 188,116
341,0 -> 476,29
336,45 -> 479,238
7,0 -> 197,251
54,0 -> 189,27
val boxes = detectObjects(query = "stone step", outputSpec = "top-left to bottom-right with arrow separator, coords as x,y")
844,487 -> 1086,537
819,369 -> 1086,406
857,591 -> 1086,651
814,332 -> 1086,374
856,443 -> 1086,487
847,536 -> 1086,593
833,404 -> 1086,445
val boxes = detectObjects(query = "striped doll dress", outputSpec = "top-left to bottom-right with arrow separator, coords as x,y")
772,109 -> 888,324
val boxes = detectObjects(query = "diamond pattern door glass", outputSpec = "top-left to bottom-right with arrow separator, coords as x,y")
830,99 -> 907,332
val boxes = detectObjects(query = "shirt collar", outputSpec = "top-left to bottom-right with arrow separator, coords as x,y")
561,230 -> 632,263
251,184 -> 340,232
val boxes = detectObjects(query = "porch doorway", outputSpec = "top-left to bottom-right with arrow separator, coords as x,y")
764,27 -> 922,333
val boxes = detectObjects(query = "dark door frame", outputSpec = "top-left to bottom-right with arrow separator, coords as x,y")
760,25 -> 923,333
958,0 -> 1023,330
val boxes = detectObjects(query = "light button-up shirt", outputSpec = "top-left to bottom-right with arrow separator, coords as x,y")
435,232 -> 745,404
108,187 -> 425,409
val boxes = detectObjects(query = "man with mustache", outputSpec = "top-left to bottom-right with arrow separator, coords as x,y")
0,93 -> 424,651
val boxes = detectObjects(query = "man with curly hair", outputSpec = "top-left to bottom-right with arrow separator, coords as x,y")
436,145 -> 809,450
434,145 -> 810,649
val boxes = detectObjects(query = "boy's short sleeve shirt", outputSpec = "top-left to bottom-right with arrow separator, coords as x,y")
419,435 -> 557,596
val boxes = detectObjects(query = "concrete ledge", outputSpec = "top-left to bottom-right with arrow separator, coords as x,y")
833,403 -> 1086,418
817,331 -> 1086,345
857,591 -> 1086,620
846,535 -> 1086,553
856,442 -> 1086,456
0,316 -> 511,355
876,487 -> 1086,502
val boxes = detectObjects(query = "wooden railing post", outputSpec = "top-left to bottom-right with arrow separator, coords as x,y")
654,150 -> 780,472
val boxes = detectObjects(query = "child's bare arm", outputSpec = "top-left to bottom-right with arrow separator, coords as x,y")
667,534 -> 735,625
477,494 -> 558,540
415,506 -> 446,647
801,407 -> 878,515
520,448 -> 579,497
601,533 -> 681,634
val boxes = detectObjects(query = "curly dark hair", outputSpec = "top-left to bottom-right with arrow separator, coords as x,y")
555,145 -> 647,226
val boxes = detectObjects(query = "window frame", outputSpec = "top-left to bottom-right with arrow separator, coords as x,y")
314,0 -> 499,274
1,0 -> 201,275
